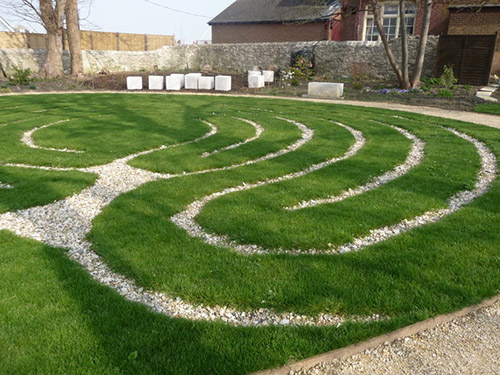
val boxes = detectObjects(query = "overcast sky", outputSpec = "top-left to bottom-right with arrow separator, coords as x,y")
0,0 -> 235,44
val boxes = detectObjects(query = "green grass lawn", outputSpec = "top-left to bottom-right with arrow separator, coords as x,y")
474,102 -> 500,115
1,93 -> 499,374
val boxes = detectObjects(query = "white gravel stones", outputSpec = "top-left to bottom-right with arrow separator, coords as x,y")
286,123 -> 426,210
171,122 -> 365,256
126,76 -> 143,90
202,118 -> 264,157
21,119 -> 84,153
148,75 -> 164,90
289,299 -> 500,375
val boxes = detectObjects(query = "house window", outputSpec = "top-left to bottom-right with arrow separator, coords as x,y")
364,3 -> 416,41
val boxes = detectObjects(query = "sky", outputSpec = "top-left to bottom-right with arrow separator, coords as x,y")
0,0 -> 235,44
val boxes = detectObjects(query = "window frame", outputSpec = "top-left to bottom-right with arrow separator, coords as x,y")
362,2 -> 417,42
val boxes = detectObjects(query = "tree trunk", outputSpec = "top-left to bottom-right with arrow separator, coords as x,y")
65,0 -> 83,75
411,0 -> 433,87
372,1 -> 404,87
399,0 -> 411,89
40,0 -> 66,78
44,28 -> 64,77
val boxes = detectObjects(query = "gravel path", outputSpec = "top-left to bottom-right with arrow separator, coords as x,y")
287,298 -> 500,375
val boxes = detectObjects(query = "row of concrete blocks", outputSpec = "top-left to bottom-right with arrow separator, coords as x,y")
126,74 -> 232,91
248,70 -> 275,88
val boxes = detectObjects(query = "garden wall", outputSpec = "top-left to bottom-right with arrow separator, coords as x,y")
0,36 -> 439,82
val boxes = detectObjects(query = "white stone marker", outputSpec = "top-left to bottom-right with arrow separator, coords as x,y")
170,73 -> 185,88
263,70 -> 275,83
307,82 -> 344,98
126,76 -> 143,90
185,73 -> 202,89
148,75 -> 164,90
248,74 -> 265,88
166,75 -> 183,91
199,76 -> 215,90
215,75 -> 232,91
248,70 -> 261,77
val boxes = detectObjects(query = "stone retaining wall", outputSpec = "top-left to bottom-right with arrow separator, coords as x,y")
0,36 -> 439,82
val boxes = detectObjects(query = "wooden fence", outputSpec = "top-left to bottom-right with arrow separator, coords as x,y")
435,34 -> 497,86
0,30 -> 175,51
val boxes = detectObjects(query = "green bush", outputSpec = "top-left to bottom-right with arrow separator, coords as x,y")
437,88 -> 454,98
8,65 -> 32,85
352,82 -> 363,90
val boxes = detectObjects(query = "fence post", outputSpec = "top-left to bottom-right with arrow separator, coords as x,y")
90,31 -> 94,50
116,32 -> 120,51
145,34 -> 148,51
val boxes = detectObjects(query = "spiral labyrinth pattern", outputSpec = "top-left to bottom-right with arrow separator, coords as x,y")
0,94 -> 498,328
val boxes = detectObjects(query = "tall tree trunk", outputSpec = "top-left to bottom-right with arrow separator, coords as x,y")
44,28 -> 64,77
40,0 -> 66,78
411,0 -> 433,88
399,0 -> 411,89
372,1 -> 404,87
65,0 -> 83,75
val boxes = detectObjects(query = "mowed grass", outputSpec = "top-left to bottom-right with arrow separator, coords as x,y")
474,102 -> 500,115
1,94 -> 499,374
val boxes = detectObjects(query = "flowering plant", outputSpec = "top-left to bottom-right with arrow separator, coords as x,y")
280,57 -> 314,87
368,88 -> 424,94
491,74 -> 500,85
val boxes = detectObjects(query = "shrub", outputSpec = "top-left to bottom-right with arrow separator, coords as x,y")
352,82 -> 363,90
9,65 -> 32,85
437,88 -> 454,98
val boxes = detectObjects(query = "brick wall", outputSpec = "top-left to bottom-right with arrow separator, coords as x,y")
211,22 -> 328,44
448,9 -> 500,35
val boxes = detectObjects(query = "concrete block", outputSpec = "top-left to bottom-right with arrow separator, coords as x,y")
148,75 -> 164,90
185,73 -> 202,89
248,70 -> 261,77
308,82 -> 344,98
127,76 -> 143,90
248,75 -> 265,88
199,76 -> 215,90
170,73 -> 185,88
263,70 -> 275,83
166,75 -> 182,91
215,75 -> 232,91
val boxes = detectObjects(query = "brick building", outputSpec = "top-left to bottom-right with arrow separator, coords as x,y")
209,0 -> 339,43
209,0 -> 449,44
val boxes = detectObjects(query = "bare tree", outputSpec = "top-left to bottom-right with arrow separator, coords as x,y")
65,0 -> 83,75
370,0 -> 433,88
40,0 -> 66,77
2,0 -> 85,77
